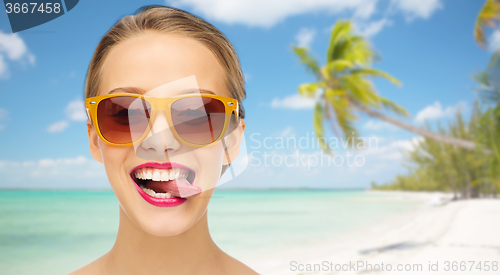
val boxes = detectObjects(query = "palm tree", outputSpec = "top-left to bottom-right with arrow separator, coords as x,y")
474,0 -> 500,49
473,50 -> 500,162
475,106 -> 500,197
373,103 -> 497,198
293,20 -> 484,154
473,51 -> 500,104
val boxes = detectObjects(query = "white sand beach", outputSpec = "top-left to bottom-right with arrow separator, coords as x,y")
249,192 -> 500,275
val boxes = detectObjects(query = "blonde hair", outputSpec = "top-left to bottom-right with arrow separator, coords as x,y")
84,5 -> 245,119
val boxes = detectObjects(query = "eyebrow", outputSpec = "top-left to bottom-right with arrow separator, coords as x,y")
108,87 -> 146,94
108,87 -> 215,95
187,89 -> 215,95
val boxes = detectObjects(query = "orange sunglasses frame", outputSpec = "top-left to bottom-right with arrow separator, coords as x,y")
86,93 -> 239,147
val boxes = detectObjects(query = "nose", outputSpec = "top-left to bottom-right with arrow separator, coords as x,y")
135,111 -> 181,160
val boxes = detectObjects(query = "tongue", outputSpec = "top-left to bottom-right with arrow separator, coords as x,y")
146,178 -> 202,198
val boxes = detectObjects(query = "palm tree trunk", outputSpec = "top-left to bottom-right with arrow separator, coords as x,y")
447,174 -> 458,200
348,99 -> 492,154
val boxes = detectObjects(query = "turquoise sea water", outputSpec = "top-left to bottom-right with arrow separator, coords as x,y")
0,190 -> 420,274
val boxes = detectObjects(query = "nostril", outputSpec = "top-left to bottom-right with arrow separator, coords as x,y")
135,128 -> 181,161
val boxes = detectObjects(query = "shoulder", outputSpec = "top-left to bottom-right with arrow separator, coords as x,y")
219,252 -> 259,275
67,256 -> 107,275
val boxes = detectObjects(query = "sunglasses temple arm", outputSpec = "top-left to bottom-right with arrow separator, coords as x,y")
221,138 -> 236,179
85,108 -> 91,123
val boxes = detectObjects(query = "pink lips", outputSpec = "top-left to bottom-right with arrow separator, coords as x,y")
130,162 -> 199,207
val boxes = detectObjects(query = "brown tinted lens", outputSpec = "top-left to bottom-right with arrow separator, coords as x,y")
96,96 -> 151,144
171,97 -> 226,145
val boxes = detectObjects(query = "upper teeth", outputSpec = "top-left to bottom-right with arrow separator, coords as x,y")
134,167 -> 189,181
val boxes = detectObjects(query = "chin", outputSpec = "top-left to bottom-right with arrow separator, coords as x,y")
125,195 -> 209,237
138,216 -> 195,237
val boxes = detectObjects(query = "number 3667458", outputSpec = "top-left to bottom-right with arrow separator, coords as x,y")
5,3 -> 61,14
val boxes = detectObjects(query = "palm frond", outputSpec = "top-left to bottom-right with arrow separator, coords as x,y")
350,68 -> 402,86
339,75 -> 380,106
313,102 -> 330,153
327,20 -> 375,66
326,59 -> 354,73
342,36 -> 375,66
488,48 -> 500,68
474,0 -> 500,48
292,45 -> 322,77
473,51 -> 500,104
379,96 -> 411,117
298,83 -> 323,98
325,93 -> 359,143
327,20 -> 353,63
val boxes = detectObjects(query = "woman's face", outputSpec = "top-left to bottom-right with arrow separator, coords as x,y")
87,31 -> 242,236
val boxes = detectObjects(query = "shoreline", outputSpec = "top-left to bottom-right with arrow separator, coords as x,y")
248,191 -> 499,274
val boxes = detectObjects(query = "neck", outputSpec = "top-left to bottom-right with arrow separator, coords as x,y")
105,207 -> 222,274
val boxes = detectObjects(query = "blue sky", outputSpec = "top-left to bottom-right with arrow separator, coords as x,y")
0,0 -> 496,189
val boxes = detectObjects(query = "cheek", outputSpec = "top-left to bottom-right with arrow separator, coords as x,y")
195,144 -> 226,192
99,141 -> 133,190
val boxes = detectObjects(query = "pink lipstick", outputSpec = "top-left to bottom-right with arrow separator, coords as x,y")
130,162 -> 201,207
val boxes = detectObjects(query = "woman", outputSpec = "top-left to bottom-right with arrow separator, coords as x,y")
71,5 -> 257,275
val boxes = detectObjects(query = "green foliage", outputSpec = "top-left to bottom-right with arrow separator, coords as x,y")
373,103 -> 499,198
474,51 -> 500,163
313,102 -> 329,154
474,0 -> 500,48
298,83 -> 323,98
292,46 -> 321,76
327,20 -> 370,65
351,2 -> 500,196
292,20 -> 405,154
473,51 -> 500,104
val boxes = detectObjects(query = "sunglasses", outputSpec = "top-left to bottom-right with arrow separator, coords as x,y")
86,93 -> 240,147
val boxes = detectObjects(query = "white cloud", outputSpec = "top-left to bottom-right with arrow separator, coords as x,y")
0,30 -> 35,78
0,55 -> 7,78
47,100 -> 87,133
38,156 -> 88,167
65,100 -> 87,121
47,120 -> 69,133
295,28 -> 316,48
0,156 -> 107,189
0,31 -> 28,60
414,101 -> 467,123
166,0 -> 378,27
390,137 -> 423,151
390,0 -> 442,21
489,30 -> 500,52
354,18 -> 392,38
363,119 -> 397,131
166,0 -> 443,43
362,136 -> 423,160
353,1 -> 377,19
271,94 -> 316,109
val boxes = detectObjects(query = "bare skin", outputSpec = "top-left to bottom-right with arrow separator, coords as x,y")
70,31 -> 257,275
70,209 -> 256,275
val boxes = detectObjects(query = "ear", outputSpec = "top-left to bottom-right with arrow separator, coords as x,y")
222,119 -> 245,166
87,120 -> 103,163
